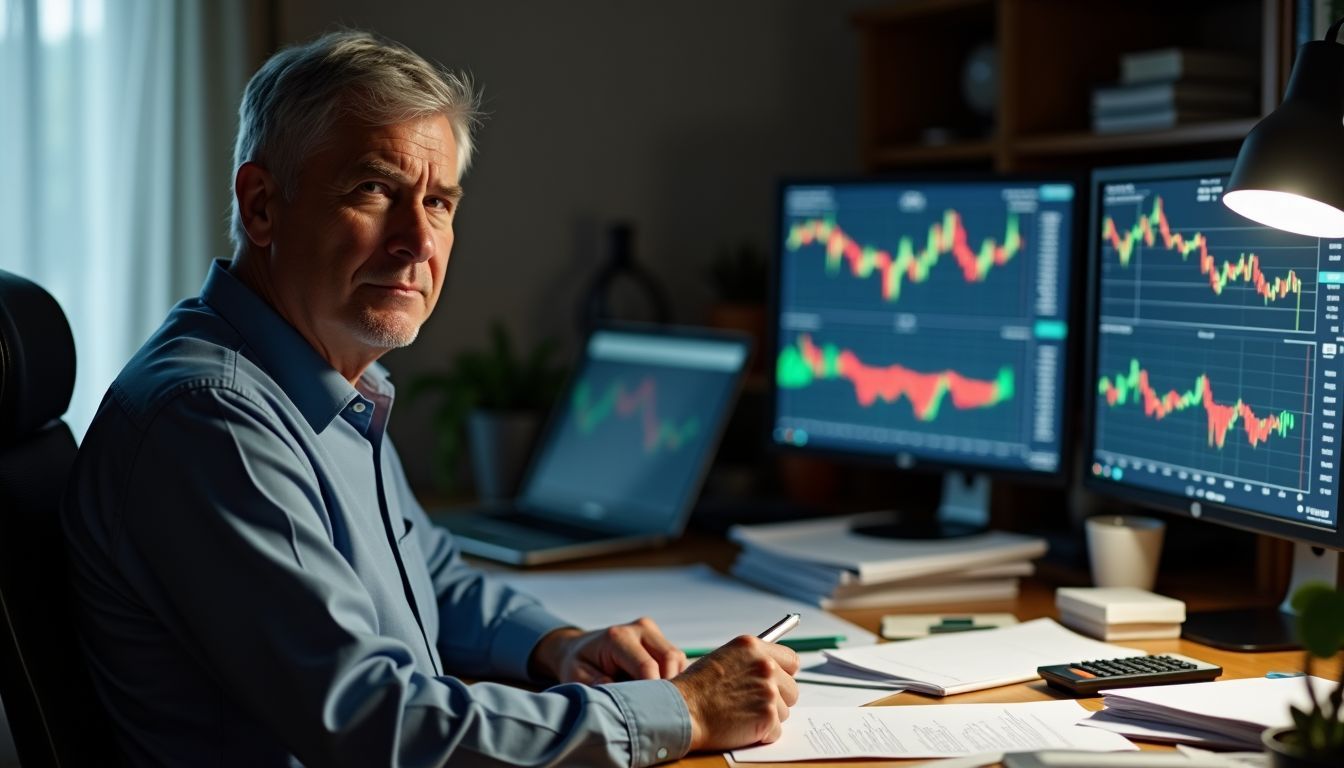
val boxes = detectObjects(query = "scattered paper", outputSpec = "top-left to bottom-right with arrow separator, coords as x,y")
730,700 -> 1137,762
824,618 -> 1143,695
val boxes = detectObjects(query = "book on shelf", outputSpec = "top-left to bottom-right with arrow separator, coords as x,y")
1091,80 -> 1256,116
1092,107 -> 1247,134
1119,47 -> 1258,85
726,511 -> 1048,583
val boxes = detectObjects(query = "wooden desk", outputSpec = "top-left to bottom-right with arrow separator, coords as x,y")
672,575 -> 1320,767
458,529 -> 1339,767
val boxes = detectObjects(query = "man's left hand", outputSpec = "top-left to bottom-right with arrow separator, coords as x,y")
531,617 -> 688,685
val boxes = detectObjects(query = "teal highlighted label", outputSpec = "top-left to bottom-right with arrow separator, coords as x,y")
1320,271 -> 1344,284
1039,184 -> 1075,201
1034,320 -> 1068,340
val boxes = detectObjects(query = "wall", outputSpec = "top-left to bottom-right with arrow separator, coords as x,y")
277,0 -> 879,491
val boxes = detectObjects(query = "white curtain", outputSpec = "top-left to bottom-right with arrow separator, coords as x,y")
0,0 -> 256,437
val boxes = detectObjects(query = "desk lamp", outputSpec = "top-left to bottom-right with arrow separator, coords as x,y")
1224,19 -> 1344,236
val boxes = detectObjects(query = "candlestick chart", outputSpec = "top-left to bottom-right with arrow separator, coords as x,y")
779,184 -> 1053,320
571,376 -> 701,455
785,209 -> 1021,304
1092,331 -> 1313,492
775,331 -> 1022,448
528,358 -> 737,514
1098,186 -> 1318,334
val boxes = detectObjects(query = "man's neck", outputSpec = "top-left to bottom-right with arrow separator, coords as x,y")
227,255 -> 377,384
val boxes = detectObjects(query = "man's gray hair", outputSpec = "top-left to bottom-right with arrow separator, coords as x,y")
229,30 -> 480,251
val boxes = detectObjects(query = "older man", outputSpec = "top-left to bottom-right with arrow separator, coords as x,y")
62,30 -> 797,767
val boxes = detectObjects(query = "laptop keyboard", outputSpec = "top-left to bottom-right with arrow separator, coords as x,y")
453,511 -> 610,547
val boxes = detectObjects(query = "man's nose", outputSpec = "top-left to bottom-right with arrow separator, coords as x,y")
386,199 -> 435,263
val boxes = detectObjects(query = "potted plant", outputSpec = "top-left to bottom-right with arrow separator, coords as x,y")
1262,581 -> 1344,767
408,322 -> 566,499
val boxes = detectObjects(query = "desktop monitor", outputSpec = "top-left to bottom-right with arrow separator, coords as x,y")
1084,159 -> 1344,650
771,175 -> 1080,537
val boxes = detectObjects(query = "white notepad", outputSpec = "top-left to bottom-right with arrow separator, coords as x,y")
822,617 -> 1143,696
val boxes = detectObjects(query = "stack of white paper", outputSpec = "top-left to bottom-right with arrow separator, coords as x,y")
822,618 -> 1144,695
1081,676 -> 1332,750
727,511 -> 1047,609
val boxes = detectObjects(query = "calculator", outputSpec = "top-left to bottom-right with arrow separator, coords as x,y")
1037,653 -> 1222,695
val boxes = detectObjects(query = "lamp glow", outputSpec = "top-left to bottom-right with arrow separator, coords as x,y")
1223,189 -> 1344,238
1225,24 -> 1344,238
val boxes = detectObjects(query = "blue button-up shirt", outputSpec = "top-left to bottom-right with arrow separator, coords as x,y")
61,261 -> 691,767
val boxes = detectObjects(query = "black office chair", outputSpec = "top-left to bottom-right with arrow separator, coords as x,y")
0,269 -> 119,767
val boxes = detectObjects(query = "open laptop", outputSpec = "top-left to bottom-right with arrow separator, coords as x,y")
439,324 -> 751,565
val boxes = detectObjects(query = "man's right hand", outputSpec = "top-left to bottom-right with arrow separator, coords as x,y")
669,636 -> 800,752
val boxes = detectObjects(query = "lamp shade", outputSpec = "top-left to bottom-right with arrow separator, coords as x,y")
1225,40 -> 1344,237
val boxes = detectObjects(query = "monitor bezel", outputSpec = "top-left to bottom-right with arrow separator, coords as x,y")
1082,159 -> 1344,551
767,171 -> 1085,487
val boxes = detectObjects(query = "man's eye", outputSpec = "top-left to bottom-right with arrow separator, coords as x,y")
358,181 -> 389,195
426,196 -> 453,212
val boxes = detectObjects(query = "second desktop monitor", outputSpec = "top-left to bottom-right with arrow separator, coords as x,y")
771,176 -> 1079,479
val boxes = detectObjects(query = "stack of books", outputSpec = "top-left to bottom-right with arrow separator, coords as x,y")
727,511 -> 1048,609
1056,586 -> 1186,641
1091,47 -> 1258,134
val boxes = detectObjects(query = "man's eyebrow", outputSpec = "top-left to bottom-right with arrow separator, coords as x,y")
354,159 -> 464,200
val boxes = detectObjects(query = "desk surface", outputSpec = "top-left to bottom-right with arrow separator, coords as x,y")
481,530 -> 1340,768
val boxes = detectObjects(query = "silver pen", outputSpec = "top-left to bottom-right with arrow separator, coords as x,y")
757,612 -> 801,643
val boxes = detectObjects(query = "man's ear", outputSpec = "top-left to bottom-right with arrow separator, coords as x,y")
235,162 -> 279,248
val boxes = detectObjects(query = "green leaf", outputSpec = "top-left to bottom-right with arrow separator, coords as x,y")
1292,582 -> 1344,659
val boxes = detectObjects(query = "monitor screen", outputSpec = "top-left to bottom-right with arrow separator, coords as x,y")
1085,160 -> 1344,549
771,177 -> 1077,478
521,328 -> 749,535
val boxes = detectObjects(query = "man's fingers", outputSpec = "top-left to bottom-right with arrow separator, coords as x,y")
571,660 -> 612,685
778,672 -> 800,707
630,617 -> 686,679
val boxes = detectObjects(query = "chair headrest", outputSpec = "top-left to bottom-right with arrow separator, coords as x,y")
0,270 -> 76,440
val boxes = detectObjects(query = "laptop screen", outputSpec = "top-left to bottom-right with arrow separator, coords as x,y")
520,328 -> 749,535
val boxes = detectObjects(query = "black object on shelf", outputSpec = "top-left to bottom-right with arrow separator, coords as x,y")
578,222 -> 672,331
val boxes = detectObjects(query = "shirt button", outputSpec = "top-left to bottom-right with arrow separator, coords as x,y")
351,402 -> 367,413
656,747 -> 668,760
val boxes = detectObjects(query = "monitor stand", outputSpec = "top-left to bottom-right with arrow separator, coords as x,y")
1181,542 -> 1340,652
851,473 -> 990,540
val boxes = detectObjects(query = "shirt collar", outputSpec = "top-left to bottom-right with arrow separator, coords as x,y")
199,259 -> 394,432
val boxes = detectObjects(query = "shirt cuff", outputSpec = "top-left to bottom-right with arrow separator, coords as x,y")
490,603 -> 572,681
602,679 -> 691,767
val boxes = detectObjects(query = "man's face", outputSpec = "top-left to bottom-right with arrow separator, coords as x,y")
260,114 -> 461,370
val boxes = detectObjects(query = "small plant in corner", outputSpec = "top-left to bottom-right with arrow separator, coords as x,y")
1267,581 -> 1344,766
407,322 -> 566,490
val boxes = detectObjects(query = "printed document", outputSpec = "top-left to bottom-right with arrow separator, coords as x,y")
730,700 -> 1137,762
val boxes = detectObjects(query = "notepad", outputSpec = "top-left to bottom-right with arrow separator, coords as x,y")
823,618 -> 1143,696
